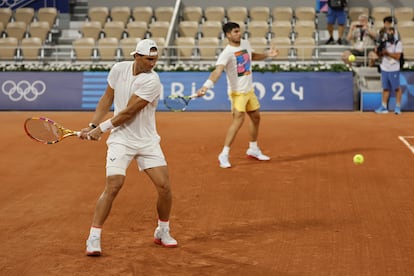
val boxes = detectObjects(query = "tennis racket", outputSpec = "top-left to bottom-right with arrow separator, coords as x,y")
24,117 -> 80,144
164,94 -> 197,112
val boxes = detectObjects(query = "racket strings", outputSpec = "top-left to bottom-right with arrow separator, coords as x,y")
26,120 -> 60,142
164,97 -> 188,111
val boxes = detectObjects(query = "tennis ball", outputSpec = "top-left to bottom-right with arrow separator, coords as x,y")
353,154 -> 364,165
348,54 -> 356,62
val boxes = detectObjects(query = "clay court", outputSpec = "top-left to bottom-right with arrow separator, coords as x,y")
2,111 -> 414,275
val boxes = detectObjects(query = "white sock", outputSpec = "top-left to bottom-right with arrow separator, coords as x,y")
249,141 -> 258,150
158,219 -> 170,229
89,226 -> 102,239
221,146 -> 230,155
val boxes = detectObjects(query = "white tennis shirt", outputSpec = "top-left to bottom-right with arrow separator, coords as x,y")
106,61 -> 162,147
380,40 -> 403,72
216,39 -> 253,94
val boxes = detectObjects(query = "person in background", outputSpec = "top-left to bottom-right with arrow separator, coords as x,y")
370,16 -> 399,67
375,27 -> 403,115
325,0 -> 347,45
82,39 -> 178,256
342,14 -> 377,66
196,22 -> 279,169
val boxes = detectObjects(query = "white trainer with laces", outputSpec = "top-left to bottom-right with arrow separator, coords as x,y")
86,236 -> 101,256
246,148 -> 270,161
154,227 -> 178,247
218,152 -> 231,168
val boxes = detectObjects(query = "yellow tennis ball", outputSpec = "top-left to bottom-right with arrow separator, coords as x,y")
353,154 -> 364,165
348,54 -> 356,62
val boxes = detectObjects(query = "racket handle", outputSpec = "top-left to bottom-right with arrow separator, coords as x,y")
75,131 -> 81,137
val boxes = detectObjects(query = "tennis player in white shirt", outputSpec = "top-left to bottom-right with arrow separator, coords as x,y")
81,39 -> 177,256
196,22 -> 279,168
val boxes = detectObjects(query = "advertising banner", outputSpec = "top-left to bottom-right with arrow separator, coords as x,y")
0,72 -> 83,110
1,71 -> 355,111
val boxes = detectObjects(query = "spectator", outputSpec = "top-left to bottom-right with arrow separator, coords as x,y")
370,16 -> 400,67
375,27 -> 403,115
342,14 -> 377,66
326,0 -> 347,44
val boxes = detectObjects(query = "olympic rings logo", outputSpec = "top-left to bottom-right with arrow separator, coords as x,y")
2,80 -> 47,102
0,0 -> 19,7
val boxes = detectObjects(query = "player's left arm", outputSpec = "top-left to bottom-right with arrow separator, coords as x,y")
252,46 -> 279,61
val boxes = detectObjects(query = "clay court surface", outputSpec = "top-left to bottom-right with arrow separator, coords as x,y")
2,111 -> 414,275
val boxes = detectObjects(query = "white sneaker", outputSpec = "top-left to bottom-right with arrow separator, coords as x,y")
86,236 -> 101,256
246,148 -> 270,161
218,152 -> 231,168
154,227 -> 178,248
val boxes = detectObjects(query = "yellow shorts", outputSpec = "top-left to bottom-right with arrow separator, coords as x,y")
229,90 -> 260,112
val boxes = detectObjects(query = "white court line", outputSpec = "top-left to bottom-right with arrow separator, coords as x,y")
398,136 -> 414,154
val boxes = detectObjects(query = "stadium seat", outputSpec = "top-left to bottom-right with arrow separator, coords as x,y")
20,37 -> 43,61
0,37 -> 18,60
125,21 -> 148,39
72,37 -> 96,61
247,20 -> 269,39
0,8 -> 12,26
227,6 -> 248,23
175,37 -> 195,59
270,37 -> 291,60
87,6 -> 109,26
28,21 -> 51,44
398,21 -> 414,40
14,7 -> 34,25
294,37 -> 315,60
348,7 -> 369,23
393,7 -> 414,22
183,6 -> 203,23
97,37 -> 120,61
294,6 -> 316,22
132,6 -> 153,23
149,21 -> 169,39
5,21 -> 27,41
294,20 -> 316,40
271,20 -> 292,40
37,7 -> 58,28
272,7 -> 293,23
200,20 -> 222,38
249,6 -> 270,22
102,21 -> 125,39
120,37 -> 140,60
0,22 -> 4,35
151,37 -> 166,57
80,21 -> 102,40
204,6 -> 225,22
110,6 -> 131,26
178,20 -> 199,38
370,7 -> 392,23
248,37 -> 268,54
197,37 -> 220,60
403,38 -> 414,61
154,6 -> 173,22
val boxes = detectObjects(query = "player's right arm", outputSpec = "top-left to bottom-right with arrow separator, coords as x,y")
196,64 -> 225,96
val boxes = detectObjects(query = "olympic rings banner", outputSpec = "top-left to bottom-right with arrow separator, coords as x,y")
0,72 -> 83,110
0,71 -> 356,111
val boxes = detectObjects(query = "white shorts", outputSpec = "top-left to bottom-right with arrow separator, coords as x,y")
106,142 -> 167,176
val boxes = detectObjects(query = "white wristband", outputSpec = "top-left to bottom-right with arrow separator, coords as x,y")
203,79 -> 214,89
99,119 -> 114,133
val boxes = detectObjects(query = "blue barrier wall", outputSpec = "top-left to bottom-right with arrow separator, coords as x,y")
0,71 -> 354,111
360,72 -> 414,111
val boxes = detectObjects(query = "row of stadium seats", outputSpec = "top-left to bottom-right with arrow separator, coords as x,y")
0,35 -> 318,62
